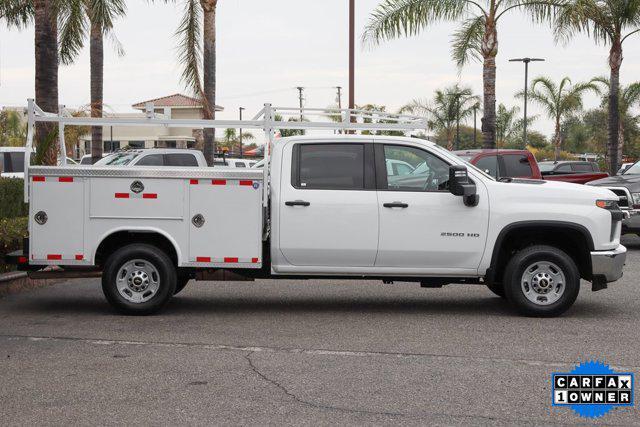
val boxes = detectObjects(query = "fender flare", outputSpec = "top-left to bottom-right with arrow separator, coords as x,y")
487,220 -> 594,282
92,226 -> 183,265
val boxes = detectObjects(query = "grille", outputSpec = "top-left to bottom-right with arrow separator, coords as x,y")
609,188 -> 630,208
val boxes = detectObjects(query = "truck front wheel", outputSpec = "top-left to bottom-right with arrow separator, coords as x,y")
503,245 -> 580,317
102,243 -> 177,315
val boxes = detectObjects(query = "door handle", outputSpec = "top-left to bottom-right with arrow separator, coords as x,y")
285,200 -> 311,207
383,202 -> 409,208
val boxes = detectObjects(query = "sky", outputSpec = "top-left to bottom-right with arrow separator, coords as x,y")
1,0 -> 639,138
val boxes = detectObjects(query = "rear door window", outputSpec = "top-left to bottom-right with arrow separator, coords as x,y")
502,154 -> 532,177
164,153 -> 198,167
571,163 -> 593,173
293,144 -> 366,190
3,152 -> 25,173
136,154 -> 164,166
556,164 -> 572,173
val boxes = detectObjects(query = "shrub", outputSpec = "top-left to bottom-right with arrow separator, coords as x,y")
0,178 -> 28,218
0,217 -> 28,273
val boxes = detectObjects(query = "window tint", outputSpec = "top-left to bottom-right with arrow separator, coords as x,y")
475,155 -> 499,177
502,154 -> 532,177
572,163 -> 593,172
165,153 -> 198,167
136,154 -> 164,166
384,145 -> 450,191
3,152 -> 25,173
297,144 -> 364,190
80,156 -> 92,165
234,161 -> 246,168
556,164 -> 572,173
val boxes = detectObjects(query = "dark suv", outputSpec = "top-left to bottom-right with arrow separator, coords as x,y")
588,161 -> 640,235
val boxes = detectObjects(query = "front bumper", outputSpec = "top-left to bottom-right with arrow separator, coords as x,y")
591,245 -> 627,283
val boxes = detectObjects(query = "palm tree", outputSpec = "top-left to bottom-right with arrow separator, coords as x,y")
58,0 -> 126,163
363,0 -> 560,149
591,77 -> 640,163
401,84 -> 480,150
154,0 -> 218,165
0,110 -> 27,147
554,0 -> 640,174
495,103 -> 537,147
523,76 -> 598,160
2,0 -> 59,165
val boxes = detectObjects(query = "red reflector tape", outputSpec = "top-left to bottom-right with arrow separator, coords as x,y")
224,257 -> 239,263
251,258 -> 259,263
190,179 -> 199,185
18,256 -> 27,264
58,177 -> 73,183
143,193 -> 157,199
115,193 -> 129,199
47,254 -> 62,260
196,256 -> 211,263
212,179 -> 226,185
33,176 -> 45,182
239,180 -> 253,186
75,254 -> 84,261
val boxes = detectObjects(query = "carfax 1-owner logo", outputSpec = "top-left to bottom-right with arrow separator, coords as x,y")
552,360 -> 634,418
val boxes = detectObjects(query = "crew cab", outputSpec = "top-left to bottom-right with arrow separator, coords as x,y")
6,103 -> 627,318
453,149 -> 608,184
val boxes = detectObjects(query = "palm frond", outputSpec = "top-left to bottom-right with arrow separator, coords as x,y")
176,0 -> 204,99
57,0 -> 86,65
0,0 -> 33,28
451,15 -> 484,67
362,0 -> 472,46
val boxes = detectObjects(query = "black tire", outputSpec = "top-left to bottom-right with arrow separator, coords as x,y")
174,274 -> 190,295
486,283 -> 506,298
503,245 -> 580,317
102,243 -> 177,315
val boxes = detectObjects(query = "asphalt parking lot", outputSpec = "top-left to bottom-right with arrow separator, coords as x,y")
2,238 -> 640,425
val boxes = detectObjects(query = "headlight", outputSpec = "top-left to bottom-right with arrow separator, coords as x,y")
632,193 -> 640,207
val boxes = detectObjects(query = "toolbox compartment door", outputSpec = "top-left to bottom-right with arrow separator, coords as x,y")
29,176 -> 85,263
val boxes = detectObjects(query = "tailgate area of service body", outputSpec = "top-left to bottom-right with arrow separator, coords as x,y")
28,166 -> 264,268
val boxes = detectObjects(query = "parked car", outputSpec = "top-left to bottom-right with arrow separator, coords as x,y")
94,149 -> 206,167
618,162 -> 634,175
588,160 -> 640,236
1,147 -> 76,178
453,149 -> 608,184
538,160 -> 601,174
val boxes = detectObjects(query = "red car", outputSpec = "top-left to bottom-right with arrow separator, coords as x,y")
453,149 -> 608,184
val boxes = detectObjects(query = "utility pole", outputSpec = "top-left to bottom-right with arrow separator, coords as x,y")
296,86 -> 304,121
509,57 -> 545,148
239,107 -> 245,157
349,0 -> 355,114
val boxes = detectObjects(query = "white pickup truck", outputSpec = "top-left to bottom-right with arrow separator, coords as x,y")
7,102 -> 627,317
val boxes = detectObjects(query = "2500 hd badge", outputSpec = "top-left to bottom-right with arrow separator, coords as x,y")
441,232 -> 480,238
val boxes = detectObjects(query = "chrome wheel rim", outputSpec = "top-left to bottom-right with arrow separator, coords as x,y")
520,261 -> 566,306
116,259 -> 160,303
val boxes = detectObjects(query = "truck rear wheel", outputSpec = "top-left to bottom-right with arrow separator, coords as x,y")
102,243 -> 177,315
503,245 -> 579,317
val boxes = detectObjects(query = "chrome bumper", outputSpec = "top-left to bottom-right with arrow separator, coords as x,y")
591,245 -> 627,282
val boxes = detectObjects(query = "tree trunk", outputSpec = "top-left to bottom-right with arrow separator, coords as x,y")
34,0 -> 59,166
201,0 -> 217,166
480,19 -> 498,149
90,19 -> 104,164
608,39 -> 622,175
617,119 -> 624,167
553,119 -> 561,161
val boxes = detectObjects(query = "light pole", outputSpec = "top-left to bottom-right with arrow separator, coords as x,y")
509,57 -> 544,148
472,103 -> 479,146
349,0 -> 355,113
239,107 -> 245,157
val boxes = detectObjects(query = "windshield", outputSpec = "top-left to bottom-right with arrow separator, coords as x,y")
538,163 -> 555,172
95,153 -> 139,166
623,161 -> 640,175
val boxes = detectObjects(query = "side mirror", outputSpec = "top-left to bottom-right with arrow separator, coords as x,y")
449,165 -> 479,207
